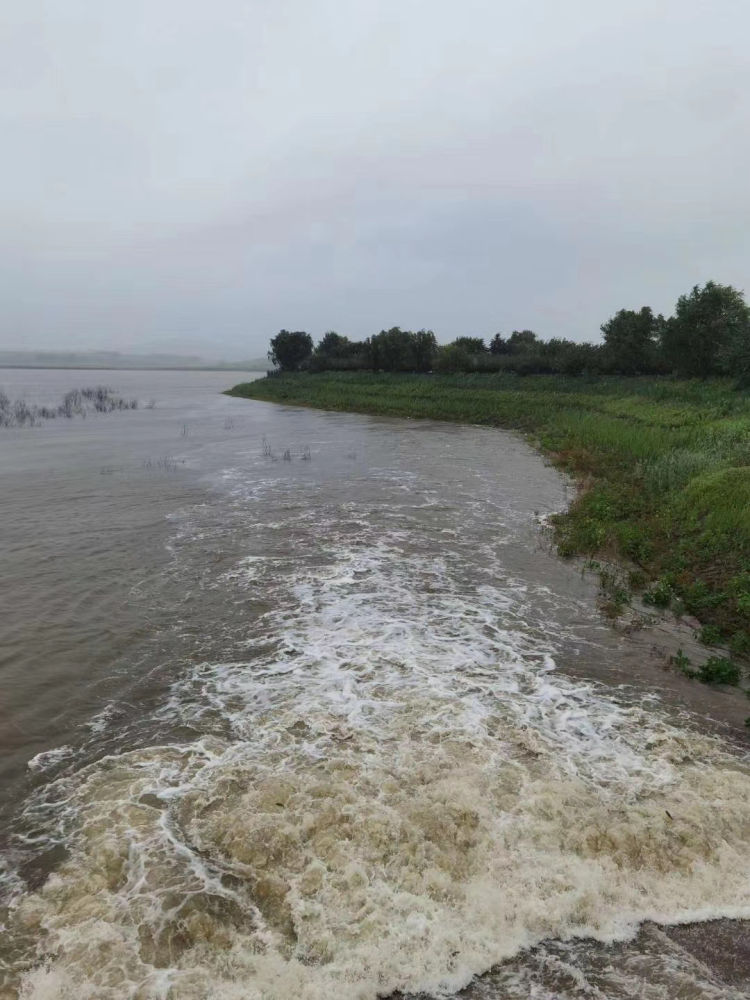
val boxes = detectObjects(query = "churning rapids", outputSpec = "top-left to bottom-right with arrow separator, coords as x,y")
0,368 -> 748,1000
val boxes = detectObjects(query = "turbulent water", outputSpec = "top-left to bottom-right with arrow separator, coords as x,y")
1,368 -> 749,1000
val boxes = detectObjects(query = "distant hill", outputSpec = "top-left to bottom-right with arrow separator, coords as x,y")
0,350 -> 269,371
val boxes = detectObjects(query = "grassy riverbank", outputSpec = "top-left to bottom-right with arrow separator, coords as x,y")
229,372 -> 750,656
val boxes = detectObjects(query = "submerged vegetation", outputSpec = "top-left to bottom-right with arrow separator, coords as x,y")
229,371 -> 750,672
0,385 -> 138,428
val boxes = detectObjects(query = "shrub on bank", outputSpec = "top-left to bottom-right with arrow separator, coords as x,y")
696,657 -> 742,686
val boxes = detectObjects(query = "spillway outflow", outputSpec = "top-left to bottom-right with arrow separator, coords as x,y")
2,419 -> 749,1000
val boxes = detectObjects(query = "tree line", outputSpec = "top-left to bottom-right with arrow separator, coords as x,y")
267,281 -> 750,381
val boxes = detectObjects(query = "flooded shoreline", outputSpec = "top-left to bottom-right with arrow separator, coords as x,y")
1,369 -> 748,999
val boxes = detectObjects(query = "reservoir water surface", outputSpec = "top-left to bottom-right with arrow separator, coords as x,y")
1,368 -> 748,999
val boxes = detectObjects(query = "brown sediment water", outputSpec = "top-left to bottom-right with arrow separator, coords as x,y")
0,368 -> 748,1000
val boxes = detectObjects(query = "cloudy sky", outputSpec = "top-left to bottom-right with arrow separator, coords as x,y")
2,1 -> 749,358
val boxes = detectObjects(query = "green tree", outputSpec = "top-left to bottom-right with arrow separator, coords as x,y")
367,328 -> 410,370
367,328 -> 436,371
310,331 -> 370,371
412,329 -> 438,371
722,326 -> 750,386
558,342 -> 606,375
718,308 -> 750,385
435,343 -> 472,373
600,306 -> 659,374
268,330 -> 313,371
316,331 -> 352,357
507,329 -> 538,353
452,336 -> 486,354
489,333 -> 509,355
661,282 -> 750,377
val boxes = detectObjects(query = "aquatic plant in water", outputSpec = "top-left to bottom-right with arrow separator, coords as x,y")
0,386 -> 139,428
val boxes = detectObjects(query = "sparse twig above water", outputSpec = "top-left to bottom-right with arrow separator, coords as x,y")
261,436 -> 312,462
0,386 -> 139,429
142,456 -> 183,472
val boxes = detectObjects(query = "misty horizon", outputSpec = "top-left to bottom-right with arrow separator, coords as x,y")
3,1 -> 750,358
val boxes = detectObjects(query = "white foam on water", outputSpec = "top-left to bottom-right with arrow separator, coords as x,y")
26,748 -> 76,774
5,461 -> 750,999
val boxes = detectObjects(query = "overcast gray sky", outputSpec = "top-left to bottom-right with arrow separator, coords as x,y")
2,1 -> 749,358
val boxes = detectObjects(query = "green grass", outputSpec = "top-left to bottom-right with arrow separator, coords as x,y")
228,372 -> 750,646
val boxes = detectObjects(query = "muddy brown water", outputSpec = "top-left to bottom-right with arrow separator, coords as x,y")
0,368 -> 748,999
